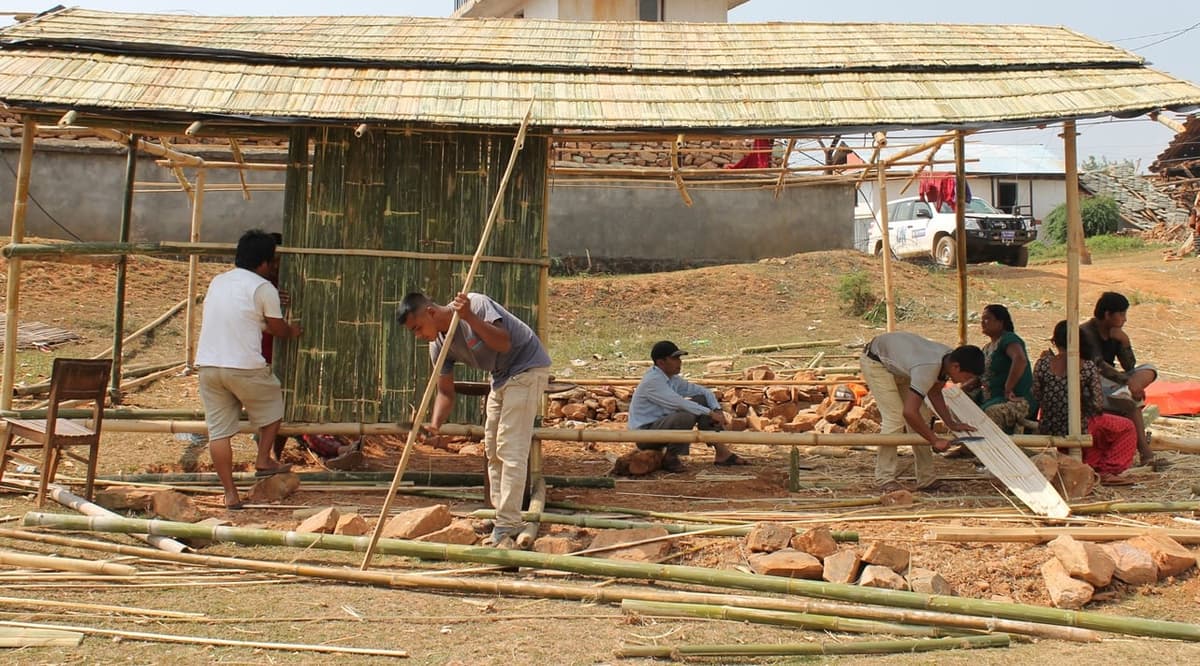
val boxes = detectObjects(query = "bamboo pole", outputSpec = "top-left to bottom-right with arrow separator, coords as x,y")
0,595 -> 203,618
468,509 -> 857,540
91,128 -> 203,167
0,620 -> 408,658
954,131 -> 968,346
184,170 -> 205,369
622,599 -> 966,638
108,133 -> 138,404
615,634 -> 1011,659
26,513 -> 1200,641
14,361 -> 181,397
96,471 -> 611,489
93,298 -> 189,361
1,117 -> 36,412
0,528 -> 1101,643
1063,120 -> 1083,445
361,103 -> 536,570
773,137 -> 797,199
0,550 -> 137,576
738,340 -> 841,354
926,526 -> 1200,544
155,159 -> 287,172
875,132 -> 897,331
881,132 -> 956,167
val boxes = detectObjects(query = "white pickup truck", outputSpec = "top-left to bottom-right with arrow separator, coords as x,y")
866,196 -> 1035,267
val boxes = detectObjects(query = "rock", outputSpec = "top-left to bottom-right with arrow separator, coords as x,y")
600,397 -> 619,414
783,412 -> 821,433
766,386 -> 792,403
844,405 -> 868,424
803,444 -> 849,458
765,402 -> 800,421
862,542 -> 910,573
586,526 -> 671,561
742,365 -> 774,381
293,505 -> 359,520
458,443 -> 486,457
906,567 -> 955,596
561,403 -> 590,421
813,419 -> 845,435
1032,453 -> 1097,500
1127,533 -> 1197,579
706,360 -> 733,373
416,520 -> 478,545
845,418 -> 881,434
608,449 -> 663,476
381,504 -> 452,539
180,517 -> 231,549
818,398 -> 853,424
822,548 -> 861,584
247,473 -> 300,502
745,406 -> 763,431
1048,535 -> 1115,586
790,526 -> 838,559
324,448 -> 364,471
745,522 -> 795,553
534,535 -> 585,554
296,507 -> 340,534
740,390 -> 765,407
879,489 -> 914,507
335,513 -> 370,536
859,564 -> 909,590
1100,542 -> 1158,585
150,490 -> 202,523
1041,558 -> 1095,609
94,487 -> 156,511
547,400 -> 565,419
748,549 -> 824,578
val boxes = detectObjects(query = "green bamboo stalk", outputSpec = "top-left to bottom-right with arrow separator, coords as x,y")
98,471 -> 612,489
1070,501 -> 1200,515
1,241 -> 235,259
622,599 -> 968,638
467,509 -> 858,541
23,512 -> 1200,641
615,633 -> 1011,658
544,499 -> 750,524
739,340 -> 842,354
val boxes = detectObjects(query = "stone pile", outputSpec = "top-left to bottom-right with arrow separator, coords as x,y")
1040,533 -> 1197,609
553,138 -> 771,170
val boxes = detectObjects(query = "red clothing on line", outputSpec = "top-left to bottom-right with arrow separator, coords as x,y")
725,138 -> 773,169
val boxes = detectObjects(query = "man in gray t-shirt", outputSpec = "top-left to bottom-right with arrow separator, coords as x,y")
398,291 -> 550,548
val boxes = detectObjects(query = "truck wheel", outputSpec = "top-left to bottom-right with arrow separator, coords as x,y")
933,236 -> 957,268
1000,246 -> 1029,268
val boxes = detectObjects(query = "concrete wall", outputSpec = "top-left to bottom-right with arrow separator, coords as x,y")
0,142 -> 284,242
664,0 -> 729,22
547,181 -> 855,262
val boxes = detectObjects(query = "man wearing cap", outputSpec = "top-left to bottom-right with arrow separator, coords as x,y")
628,340 -> 748,473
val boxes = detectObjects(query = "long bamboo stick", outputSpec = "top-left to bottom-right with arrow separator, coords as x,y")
98,471 -> 612,489
1,117 -> 36,412
184,170 -> 205,369
926,526 -> 1200,544
0,595 -> 203,619
0,620 -> 409,658
615,633 -> 1011,659
108,133 -> 138,403
14,361 -> 181,397
1063,120 -> 1083,446
361,104 -> 537,570
24,513 -> 1200,641
954,131 -> 968,346
738,340 -> 841,354
876,131 -> 897,331
0,528 -> 1100,643
467,509 -> 858,540
0,550 -> 137,576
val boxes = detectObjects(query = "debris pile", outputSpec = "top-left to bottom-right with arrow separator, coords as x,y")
1041,533 -> 1196,609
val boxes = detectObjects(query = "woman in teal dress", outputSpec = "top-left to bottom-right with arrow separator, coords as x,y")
976,304 -> 1037,433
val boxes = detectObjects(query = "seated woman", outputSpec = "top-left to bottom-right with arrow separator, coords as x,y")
974,304 -> 1037,433
1032,320 -> 1137,484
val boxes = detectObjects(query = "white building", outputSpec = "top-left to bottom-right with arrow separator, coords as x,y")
453,0 -> 747,22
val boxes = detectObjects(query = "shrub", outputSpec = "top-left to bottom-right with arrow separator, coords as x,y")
1042,195 -> 1121,245
836,270 -> 876,317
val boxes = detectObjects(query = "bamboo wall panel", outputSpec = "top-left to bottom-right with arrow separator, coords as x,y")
282,127 -> 546,424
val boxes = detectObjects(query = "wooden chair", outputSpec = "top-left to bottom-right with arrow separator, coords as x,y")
0,358 -> 111,506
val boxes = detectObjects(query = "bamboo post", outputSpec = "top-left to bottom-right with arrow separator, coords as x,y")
1062,121 -> 1083,444
360,102 -> 536,570
109,133 -> 139,404
1,117 -> 36,412
184,170 -> 205,370
0,550 -> 137,576
773,137 -> 798,199
875,132 -> 896,331
954,131 -> 968,346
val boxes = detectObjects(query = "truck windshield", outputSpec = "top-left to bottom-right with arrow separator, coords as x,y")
936,199 -> 1001,215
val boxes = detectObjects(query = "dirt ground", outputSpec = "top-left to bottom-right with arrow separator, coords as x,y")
1,244 -> 1200,664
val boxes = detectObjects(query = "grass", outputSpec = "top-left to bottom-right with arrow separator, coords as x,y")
1027,234 -> 1151,263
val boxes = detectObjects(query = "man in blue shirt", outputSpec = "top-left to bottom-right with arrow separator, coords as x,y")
628,340 -> 748,473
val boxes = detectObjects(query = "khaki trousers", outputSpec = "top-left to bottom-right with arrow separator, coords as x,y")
860,355 -> 936,487
483,366 -> 549,531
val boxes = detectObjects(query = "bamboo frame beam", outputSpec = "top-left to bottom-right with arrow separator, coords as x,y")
158,137 -> 194,205
91,128 -> 204,167
551,157 -> 975,179
954,131 -> 968,345
94,298 -> 189,361
669,132 -> 693,206
108,133 -> 138,403
875,132 -> 897,330
227,138 -> 251,200
184,171 -> 205,370
154,160 -> 287,172
1,117 -> 35,412
881,132 -> 957,167
773,137 -> 797,199
1062,121 -> 1083,443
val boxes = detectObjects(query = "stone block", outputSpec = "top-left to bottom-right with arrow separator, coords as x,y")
748,549 -> 823,579
416,520 -> 478,545
533,535 -> 585,555
93,487 -> 155,512
1100,542 -> 1157,586
862,542 -> 910,573
335,513 -> 370,536
859,564 -> 909,590
1128,533 -> 1197,579
1048,535 -> 1115,587
150,490 -> 202,523
822,548 -> 861,584
296,507 -> 339,534
790,526 -> 838,560
1041,558 -> 1095,609
745,522 -> 794,553
381,504 -> 452,539
586,526 -> 670,562
247,473 -> 300,502
906,567 -> 955,596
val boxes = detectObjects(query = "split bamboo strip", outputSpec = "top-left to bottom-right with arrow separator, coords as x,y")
468,508 -> 858,540
155,159 -> 287,172
1,117 -> 35,411
739,340 -> 841,354
0,528 -> 1100,643
926,526 -> 1200,544
615,633 -> 1011,659
362,102 -> 536,570
0,551 -> 137,576
0,620 -> 409,658
0,596 -> 203,618
24,514 -> 1200,641
622,599 -> 966,638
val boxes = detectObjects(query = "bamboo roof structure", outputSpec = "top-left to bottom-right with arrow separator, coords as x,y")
0,8 -> 1198,134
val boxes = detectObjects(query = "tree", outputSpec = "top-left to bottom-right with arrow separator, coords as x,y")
1042,195 -> 1121,245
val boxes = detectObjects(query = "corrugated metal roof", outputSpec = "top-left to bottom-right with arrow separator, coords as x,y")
0,8 -> 1197,131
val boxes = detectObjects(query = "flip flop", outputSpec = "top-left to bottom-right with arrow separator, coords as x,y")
714,453 -> 750,466
1100,474 -> 1136,486
254,464 -> 293,478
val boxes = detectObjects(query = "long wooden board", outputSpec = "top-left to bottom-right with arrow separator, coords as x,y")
940,386 -> 1070,518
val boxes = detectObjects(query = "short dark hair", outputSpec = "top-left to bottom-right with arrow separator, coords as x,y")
1094,291 -> 1129,319
983,304 -> 1015,332
235,229 -> 276,271
948,345 -> 985,376
397,292 -> 434,325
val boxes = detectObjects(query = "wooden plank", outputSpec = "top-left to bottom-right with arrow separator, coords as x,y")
0,626 -> 84,647
940,386 -> 1071,518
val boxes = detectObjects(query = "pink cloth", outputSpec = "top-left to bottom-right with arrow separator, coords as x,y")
725,138 -> 773,169
1083,412 -> 1137,475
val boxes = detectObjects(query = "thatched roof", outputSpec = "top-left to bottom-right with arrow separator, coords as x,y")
1,8 -> 1198,133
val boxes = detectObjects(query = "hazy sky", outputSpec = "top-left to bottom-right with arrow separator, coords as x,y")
7,1 -> 1198,168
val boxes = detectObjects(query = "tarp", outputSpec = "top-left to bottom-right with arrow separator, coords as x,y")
1144,381 -> 1200,416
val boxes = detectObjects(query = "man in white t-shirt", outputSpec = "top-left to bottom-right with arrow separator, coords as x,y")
195,229 -> 302,510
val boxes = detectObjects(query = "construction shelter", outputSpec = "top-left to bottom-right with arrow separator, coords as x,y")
2,9 -> 1200,463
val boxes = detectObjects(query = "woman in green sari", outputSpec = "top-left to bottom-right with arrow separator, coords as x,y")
976,303 -> 1037,433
